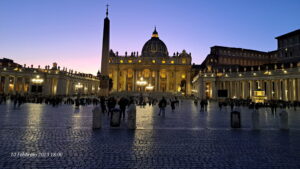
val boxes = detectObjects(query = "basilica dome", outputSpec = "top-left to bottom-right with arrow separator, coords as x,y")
141,28 -> 169,57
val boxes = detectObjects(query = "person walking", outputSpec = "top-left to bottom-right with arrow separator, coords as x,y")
219,102 -> 223,111
200,100 -> 205,112
107,97 -> 116,117
170,98 -> 176,112
118,97 -> 128,120
100,97 -> 107,114
158,97 -> 167,116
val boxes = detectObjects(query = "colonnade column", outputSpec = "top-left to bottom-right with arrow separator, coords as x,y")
20,77 -> 25,95
229,81 -> 232,98
279,80 -> 283,100
123,70 -> 127,91
282,79 -> 287,101
287,79 -> 291,101
13,76 -> 17,94
4,76 -> 9,94
266,80 -> 271,100
275,80 -> 280,100
297,79 -> 300,101
291,79 -> 296,101
211,80 -> 217,99
244,81 -> 248,99
186,72 -> 191,95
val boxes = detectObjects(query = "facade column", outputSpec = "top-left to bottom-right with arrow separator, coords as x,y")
174,70 -> 177,93
112,69 -> 118,91
123,71 -> 127,91
166,71 -> 169,92
149,70 -> 153,90
156,70 -> 159,92
116,68 -> 120,92
133,70 -> 136,92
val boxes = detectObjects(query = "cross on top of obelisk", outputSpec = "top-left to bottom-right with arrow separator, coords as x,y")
106,4 -> 109,17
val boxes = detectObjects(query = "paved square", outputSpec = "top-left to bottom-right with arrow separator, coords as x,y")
0,100 -> 300,168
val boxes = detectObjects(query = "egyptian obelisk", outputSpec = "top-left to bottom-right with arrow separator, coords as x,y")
100,5 -> 110,96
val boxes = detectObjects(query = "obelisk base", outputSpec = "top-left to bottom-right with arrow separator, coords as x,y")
99,75 -> 109,96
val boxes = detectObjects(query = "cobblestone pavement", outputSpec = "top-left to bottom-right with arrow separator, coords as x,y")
0,101 -> 300,168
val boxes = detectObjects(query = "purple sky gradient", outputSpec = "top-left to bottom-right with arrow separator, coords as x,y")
1,0 -> 300,74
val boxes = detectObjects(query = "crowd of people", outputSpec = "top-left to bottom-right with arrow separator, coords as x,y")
215,99 -> 300,113
0,93 -> 182,118
1,93 -> 300,117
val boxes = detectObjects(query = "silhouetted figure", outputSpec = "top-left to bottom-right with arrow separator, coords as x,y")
107,97 -> 116,117
219,102 -> 223,111
170,98 -> 176,112
100,97 -> 107,114
118,97 -> 129,120
158,97 -> 167,116
230,102 -> 234,111
200,100 -> 205,112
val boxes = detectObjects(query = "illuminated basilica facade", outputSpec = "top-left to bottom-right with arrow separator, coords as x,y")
107,28 -> 192,95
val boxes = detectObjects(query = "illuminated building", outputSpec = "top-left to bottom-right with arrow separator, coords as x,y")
104,20 -> 192,94
192,29 -> 300,101
0,59 -> 100,96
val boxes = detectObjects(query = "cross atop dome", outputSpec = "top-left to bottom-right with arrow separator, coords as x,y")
152,26 -> 159,38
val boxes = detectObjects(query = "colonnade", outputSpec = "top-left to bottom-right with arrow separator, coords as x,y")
205,78 -> 300,101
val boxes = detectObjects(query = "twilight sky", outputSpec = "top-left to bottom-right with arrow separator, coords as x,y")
1,0 -> 300,74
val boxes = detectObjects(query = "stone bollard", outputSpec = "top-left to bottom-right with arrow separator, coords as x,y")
92,106 -> 102,129
279,110 -> 289,130
252,110 -> 260,130
127,103 -> 137,129
231,111 -> 241,128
